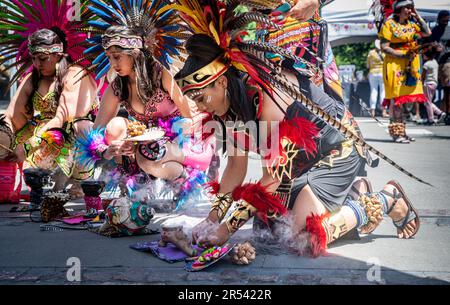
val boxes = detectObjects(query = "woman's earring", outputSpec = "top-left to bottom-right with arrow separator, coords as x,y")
55,62 -> 60,75
107,69 -> 117,83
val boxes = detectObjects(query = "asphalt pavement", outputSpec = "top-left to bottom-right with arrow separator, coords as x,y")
0,113 -> 450,285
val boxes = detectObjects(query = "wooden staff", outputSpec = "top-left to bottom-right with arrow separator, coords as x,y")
0,143 -> 13,153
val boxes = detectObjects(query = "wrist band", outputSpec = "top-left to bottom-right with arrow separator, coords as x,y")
210,192 -> 234,223
225,200 -> 258,235
95,143 -> 109,159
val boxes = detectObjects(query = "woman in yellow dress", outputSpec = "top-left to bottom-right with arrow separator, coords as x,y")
378,0 -> 431,143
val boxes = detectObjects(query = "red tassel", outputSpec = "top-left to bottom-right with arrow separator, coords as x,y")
305,213 -> 329,258
232,182 -> 287,223
204,180 -> 220,196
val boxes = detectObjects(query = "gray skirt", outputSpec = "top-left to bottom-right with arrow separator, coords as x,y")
286,148 -> 364,213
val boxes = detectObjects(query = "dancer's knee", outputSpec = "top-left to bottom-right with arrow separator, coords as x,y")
105,117 -> 127,143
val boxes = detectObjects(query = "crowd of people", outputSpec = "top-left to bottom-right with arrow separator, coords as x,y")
366,3 -> 449,144
0,0 -> 433,257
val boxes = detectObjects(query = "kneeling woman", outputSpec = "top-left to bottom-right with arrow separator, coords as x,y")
80,26 -> 215,193
1,27 -> 97,184
175,33 -> 420,256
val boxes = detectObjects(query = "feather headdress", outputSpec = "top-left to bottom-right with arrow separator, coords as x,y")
0,0 -> 90,90
167,0 -> 301,94
77,0 -> 188,79
370,0 -> 395,31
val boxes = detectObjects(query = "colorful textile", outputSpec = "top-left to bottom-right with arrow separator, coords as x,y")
111,75 -> 180,126
130,241 -> 204,263
15,117 -> 74,177
262,11 -> 343,99
32,90 -> 59,119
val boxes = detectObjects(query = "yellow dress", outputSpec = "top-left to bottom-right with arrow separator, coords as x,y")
378,18 -> 427,106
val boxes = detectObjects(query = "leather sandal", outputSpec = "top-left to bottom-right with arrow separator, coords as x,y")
382,180 -> 420,239
347,177 -> 373,201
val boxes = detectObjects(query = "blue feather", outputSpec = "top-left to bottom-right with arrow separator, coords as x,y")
84,44 -> 103,55
157,53 -> 170,70
96,61 -> 111,79
160,24 -> 181,33
88,6 -> 116,23
92,52 -> 107,65
162,43 -> 180,58
162,36 -> 181,47
174,170 -> 209,211
156,0 -> 169,13
157,10 -> 174,24
75,127 -> 106,168
147,0 -> 159,12
87,20 -> 110,29
123,0 -> 132,11
90,0 -> 124,21
86,35 -> 102,44
110,0 -> 125,15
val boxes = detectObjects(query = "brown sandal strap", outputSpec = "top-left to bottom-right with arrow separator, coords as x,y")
393,209 -> 417,229
381,188 -> 401,215
348,185 -> 361,198
383,183 -> 419,232
348,178 -> 372,201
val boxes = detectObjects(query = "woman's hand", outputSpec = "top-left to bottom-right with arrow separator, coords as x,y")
192,219 -> 230,248
192,217 -> 216,245
404,50 -> 417,61
410,7 -> 421,21
286,0 -> 320,21
103,140 -> 135,160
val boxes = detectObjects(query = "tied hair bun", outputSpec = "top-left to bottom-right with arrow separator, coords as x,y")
50,26 -> 67,50
185,34 -> 223,60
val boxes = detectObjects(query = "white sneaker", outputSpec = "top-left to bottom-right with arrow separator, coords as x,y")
437,113 -> 447,124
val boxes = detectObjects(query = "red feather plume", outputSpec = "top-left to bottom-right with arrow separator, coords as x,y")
278,117 -> 319,158
232,182 -> 287,223
264,117 -> 319,167
305,213 -> 329,258
204,180 -> 220,196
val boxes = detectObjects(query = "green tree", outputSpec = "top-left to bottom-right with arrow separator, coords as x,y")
333,42 -> 374,75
